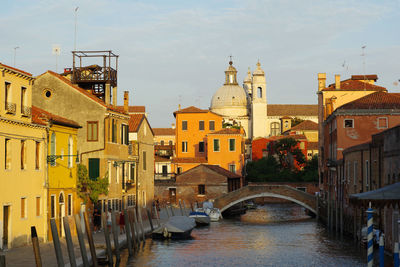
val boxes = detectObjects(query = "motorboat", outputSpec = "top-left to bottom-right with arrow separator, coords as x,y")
152,216 -> 196,239
203,200 -> 222,222
189,209 -> 211,226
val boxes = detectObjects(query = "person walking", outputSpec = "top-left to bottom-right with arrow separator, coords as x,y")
119,210 -> 125,234
93,208 -> 101,233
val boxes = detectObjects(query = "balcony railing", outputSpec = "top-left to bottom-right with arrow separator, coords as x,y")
21,106 -> 32,117
5,102 -> 16,115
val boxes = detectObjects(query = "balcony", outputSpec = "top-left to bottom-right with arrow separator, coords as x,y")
5,102 -> 16,115
21,106 -> 32,118
155,173 -> 176,180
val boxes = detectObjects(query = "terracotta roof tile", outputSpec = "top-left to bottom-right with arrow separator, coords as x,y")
289,120 -> 318,131
324,79 -> 386,92
208,128 -> 241,135
32,106 -> 81,128
307,142 -> 318,150
267,104 -> 318,117
0,62 -> 32,77
351,75 -> 378,81
153,128 -> 176,136
115,106 -> 146,113
173,106 -> 210,117
128,114 -> 145,132
271,134 -> 307,141
43,71 -> 127,115
338,92 -> 400,110
172,157 -> 207,164
202,164 -> 242,178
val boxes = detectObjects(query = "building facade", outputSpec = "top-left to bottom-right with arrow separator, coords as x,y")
0,63 -> 47,248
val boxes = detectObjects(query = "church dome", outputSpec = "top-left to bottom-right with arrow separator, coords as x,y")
210,61 -> 248,117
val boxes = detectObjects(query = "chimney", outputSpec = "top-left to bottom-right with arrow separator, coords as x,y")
171,123 -> 176,129
123,91 -> 129,113
335,74 -> 341,90
318,73 -> 326,91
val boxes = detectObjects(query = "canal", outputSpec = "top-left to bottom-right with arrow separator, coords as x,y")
121,203 -> 366,267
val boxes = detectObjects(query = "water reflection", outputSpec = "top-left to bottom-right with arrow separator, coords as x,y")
123,203 -> 365,267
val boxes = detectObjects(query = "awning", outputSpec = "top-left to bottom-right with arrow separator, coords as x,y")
349,182 -> 400,207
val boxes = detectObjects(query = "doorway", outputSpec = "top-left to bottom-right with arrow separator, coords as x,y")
2,205 -> 10,249
169,188 -> 176,204
59,193 -> 65,237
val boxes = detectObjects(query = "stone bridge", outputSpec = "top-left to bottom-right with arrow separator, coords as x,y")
213,184 -> 317,214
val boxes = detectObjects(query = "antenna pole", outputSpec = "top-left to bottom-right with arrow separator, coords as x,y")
361,45 -> 366,90
74,7 -> 79,51
14,46 -> 19,67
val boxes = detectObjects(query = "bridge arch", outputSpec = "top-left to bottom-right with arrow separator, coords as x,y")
213,185 -> 316,215
219,192 -> 316,214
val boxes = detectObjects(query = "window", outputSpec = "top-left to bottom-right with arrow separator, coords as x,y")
121,124 -> 129,145
177,167 -> 182,174
198,184 -> 205,195
5,82 -> 11,107
87,121 -> 99,141
68,136 -> 73,168
20,140 -> 26,169
67,194 -> 72,216
229,164 -> 236,173
378,117 -> 388,129
209,121 -> 215,131
36,197 -> 41,216
182,141 -> 188,153
344,119 -> 354,128
182,120 -> 188,131
365,160 -> 369,190
270,122 -> 280,136
5,138 -> 11,169
160,140 -> 164,146
88,158 -> 100,180
143,151 -> 147,170
257,87 -> 262,98
229,139 -> 236,152
199,120 -> 204,130
50,132 -> 56,166
21,198 -> 27,219
21,87 -> 27,114
353,161 -> 358,186
111,119 -> 117,143
213,139 -> 220,152
35,141 -> 40,170
130,163 -> 136,182
169,140 -> 173,145
199,141 -> 205,153
162,165 -> 168,176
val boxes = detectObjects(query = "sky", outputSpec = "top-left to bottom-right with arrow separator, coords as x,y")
1,0 -> 400,127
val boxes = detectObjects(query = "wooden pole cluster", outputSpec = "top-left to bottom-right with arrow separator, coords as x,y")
31,226 -> 42,267
101,213 -> 113,267
0,252 -> 5,267
111,211 -> 121,263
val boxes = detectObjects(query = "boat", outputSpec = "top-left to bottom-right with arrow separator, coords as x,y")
152,216 -> 196,239
203,200 -> 222,222
189,209 -> 211,226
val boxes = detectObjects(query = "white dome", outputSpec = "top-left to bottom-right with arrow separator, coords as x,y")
210,84 -> 248,116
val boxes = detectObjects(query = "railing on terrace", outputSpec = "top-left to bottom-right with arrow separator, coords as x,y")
21,105 -> 31,117
5,101 -> 16,114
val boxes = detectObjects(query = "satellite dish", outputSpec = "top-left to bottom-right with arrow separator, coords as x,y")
52,45 -> 61,55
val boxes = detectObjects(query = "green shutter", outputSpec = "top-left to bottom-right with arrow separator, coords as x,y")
88,158 -> 100,180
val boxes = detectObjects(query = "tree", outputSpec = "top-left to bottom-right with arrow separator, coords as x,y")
77,164 -> 109,204
291,117 -> 304,127
273,137 -> 306,170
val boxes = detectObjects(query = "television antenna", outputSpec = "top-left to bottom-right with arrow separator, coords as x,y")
361,45 -> 366,90
13,46 -> 20,67
52,45 -> 61,72
74,7 -> 79,51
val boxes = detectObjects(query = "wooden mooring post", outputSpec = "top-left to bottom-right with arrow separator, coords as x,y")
63,217 -> 77,267
111,211 -> 121,263
83,211 -> 98,267
137,208 -> 146,242
133,208 -> 141,244
50,219 -> 65,267
127,209 -> 138,251
101,213 -> 113,267
31,226 -> 42,267
0,252 -> 5,267
74,214 -> 90,267
146,208 -> 154,231
179,199 -> 184,216
170,204 -> 175,216
124,209 -> 133,256
182,200 -> 188,216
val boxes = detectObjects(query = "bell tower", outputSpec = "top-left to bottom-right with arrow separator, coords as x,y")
251,61 -> 267,138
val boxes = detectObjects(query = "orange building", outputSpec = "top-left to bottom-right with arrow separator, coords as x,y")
172,106 -> 244,175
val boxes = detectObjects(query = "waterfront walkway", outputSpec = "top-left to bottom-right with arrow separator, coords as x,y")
3,208 -> 181,267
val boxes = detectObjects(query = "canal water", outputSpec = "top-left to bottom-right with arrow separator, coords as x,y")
122,203 -> 366,267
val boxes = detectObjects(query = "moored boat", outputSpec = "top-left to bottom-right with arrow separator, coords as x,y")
189,209 -> 211,226
152,216 -> 196,239
206,208 -> 222,222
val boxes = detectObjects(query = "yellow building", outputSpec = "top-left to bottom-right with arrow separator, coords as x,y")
0,63 -> 47,248
32,106 -> 81,239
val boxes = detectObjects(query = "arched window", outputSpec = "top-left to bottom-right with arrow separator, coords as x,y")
257,87 -> 262,98
270,122 -> 280,136
68,136 -> 73,168
59,192 -> 64,204
50,132 -> 56,166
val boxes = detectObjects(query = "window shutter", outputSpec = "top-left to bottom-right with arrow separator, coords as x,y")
89,158 -> 100,180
